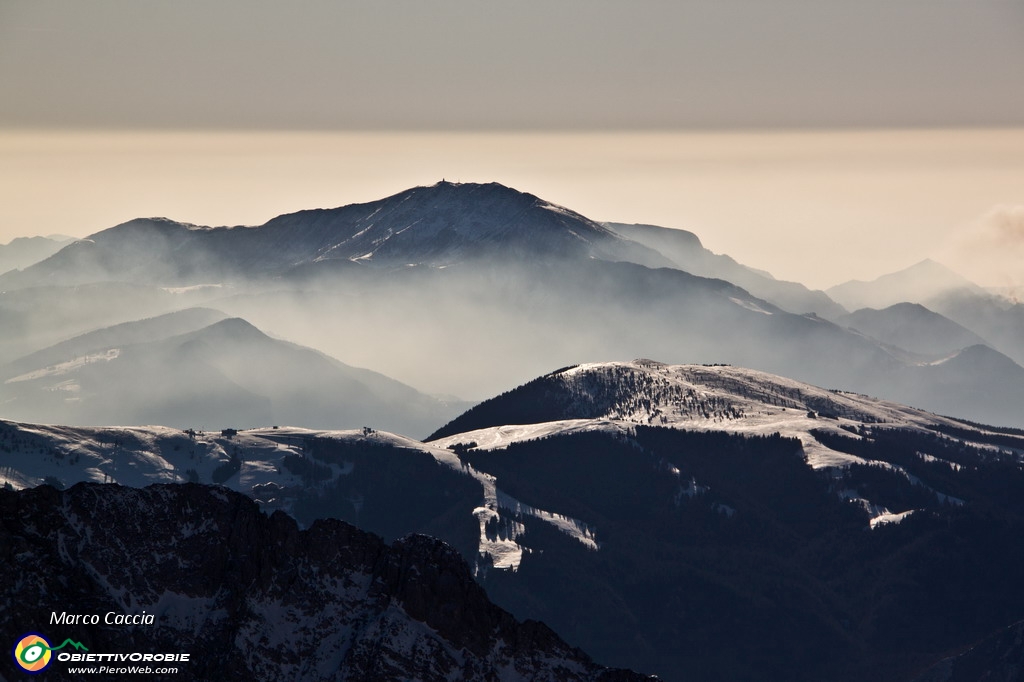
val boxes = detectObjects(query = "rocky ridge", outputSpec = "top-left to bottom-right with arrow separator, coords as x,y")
0,483 -> 653,682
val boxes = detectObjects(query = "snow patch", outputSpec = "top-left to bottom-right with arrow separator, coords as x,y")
729,297 -> 774,315
870,510 -> 917,529
161,284 -> 224,294
6,349 -> 121,383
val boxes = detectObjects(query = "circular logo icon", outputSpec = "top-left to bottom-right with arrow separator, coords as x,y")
13,633 -> 52,673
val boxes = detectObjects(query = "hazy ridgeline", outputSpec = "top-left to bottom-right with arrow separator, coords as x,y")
2,182 -> 1024,431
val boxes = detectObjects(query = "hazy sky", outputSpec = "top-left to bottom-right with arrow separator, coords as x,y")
1,1 -> 1022,289
2,0 -> 1023,130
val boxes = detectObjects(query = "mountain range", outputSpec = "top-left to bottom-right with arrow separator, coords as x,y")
833,303 -> 988,358
3,180 -> 1023,428
0,182 -> 670,288
826,259 -> 986,311
604,222 -> 845,317
0,308 -> 463,437
828,259 -> 1024,370
0,234 -> 75,276
6,360 -> 1024,681
6,180 -> 1024,680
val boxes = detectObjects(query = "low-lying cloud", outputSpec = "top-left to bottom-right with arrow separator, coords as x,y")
940,204 -> 1024,297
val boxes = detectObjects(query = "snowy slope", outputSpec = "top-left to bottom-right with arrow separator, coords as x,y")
430,360 -> 997,461
428,360 -> 1018,526
4,360 -> 1014,553
0,422 -> 597,574
5,361 -> 1024,682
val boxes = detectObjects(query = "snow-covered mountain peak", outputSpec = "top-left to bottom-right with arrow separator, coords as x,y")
429,360 -> 1001,470
0,181 -> 676,291
297,180 -> 641,266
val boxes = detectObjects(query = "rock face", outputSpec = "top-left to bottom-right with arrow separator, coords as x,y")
0,483 -> 653,682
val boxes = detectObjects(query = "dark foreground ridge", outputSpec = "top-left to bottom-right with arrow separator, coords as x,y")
912,619 -> 1024,682
0,483 -> 654,682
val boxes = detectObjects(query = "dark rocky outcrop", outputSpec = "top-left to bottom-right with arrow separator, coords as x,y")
0,483 -> 653,681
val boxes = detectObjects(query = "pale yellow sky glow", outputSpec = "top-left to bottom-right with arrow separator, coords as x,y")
1,129 -> 1022,290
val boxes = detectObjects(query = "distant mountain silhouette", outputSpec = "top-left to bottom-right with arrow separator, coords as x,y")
0,313 -> 462,437
827,259 -> 984,310
835,302 -> 989,357
606,222 -> 845,317
0,182 -> 671,288
3,182 -> 1023,427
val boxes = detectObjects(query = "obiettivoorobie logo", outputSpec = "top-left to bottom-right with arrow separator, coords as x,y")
12,633 -> 88,674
